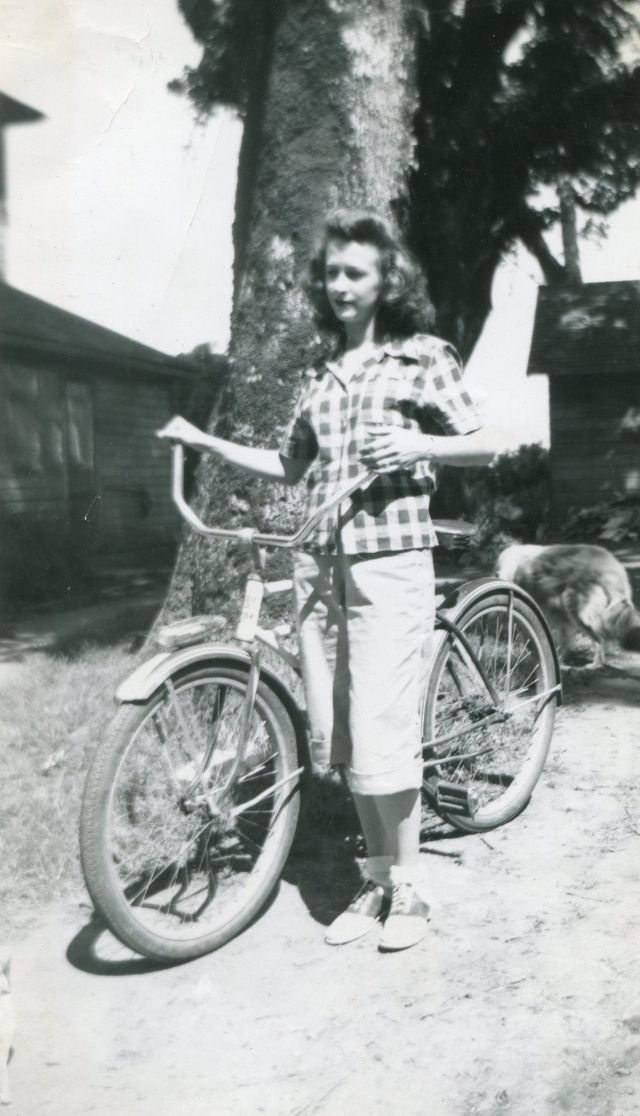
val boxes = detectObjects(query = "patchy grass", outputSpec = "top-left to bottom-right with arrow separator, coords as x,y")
0,645 -> 139,934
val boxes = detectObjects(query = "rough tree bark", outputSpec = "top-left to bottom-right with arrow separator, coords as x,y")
160,0 -> 420,623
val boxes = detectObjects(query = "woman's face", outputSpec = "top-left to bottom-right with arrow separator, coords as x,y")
324,238 -> 383,331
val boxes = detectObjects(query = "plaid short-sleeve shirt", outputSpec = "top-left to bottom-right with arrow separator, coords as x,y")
279,333 -> 481,554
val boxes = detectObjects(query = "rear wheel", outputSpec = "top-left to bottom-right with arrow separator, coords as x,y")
80,665 -> 301,962
423,593 -> 559,833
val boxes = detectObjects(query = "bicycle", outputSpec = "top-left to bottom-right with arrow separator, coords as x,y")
80,445 -> 561,963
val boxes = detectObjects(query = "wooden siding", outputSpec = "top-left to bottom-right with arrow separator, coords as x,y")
549,373 -> 640,521
0,359 -> 184,563
92,376 -> 178,556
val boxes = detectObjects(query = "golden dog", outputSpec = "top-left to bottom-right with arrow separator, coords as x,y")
496,543 -> 640,667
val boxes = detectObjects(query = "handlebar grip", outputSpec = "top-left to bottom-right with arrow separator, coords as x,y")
171,444 -> 243,541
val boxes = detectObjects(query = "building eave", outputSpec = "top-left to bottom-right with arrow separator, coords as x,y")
0,93 -> 44,126
528,280 -> 640,378
0,284 -> 203,381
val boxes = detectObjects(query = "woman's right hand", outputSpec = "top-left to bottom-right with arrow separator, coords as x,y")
156,416 -> 204,448
156,418 -> 293,481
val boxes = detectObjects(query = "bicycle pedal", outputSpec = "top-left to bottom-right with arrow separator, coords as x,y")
433,780 -> 473,818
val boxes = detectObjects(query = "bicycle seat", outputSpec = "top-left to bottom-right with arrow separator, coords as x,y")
432,519 -> 477,538
156,614 -> 227,650
433,520 -> 477,554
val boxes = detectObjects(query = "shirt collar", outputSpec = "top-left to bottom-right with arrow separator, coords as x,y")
317,336 -> 423,381
379,336 -> 427,361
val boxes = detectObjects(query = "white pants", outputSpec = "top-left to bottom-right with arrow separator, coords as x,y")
293,548 -> 435,795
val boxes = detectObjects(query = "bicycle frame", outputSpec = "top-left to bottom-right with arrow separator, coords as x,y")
120,442 -> 466,698
118,442 -> 560,780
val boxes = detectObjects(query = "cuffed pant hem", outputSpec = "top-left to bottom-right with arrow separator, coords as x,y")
348,762 -> 423,797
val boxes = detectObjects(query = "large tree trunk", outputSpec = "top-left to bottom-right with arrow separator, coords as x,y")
160,0 -> 419,623
558,176 -> 582,285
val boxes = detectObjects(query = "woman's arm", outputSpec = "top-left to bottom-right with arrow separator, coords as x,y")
359,424 -> 498,472
422,427 -> 497,468
156,416 -> 308,484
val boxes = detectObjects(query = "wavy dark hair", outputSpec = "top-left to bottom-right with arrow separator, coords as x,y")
307,208 -> 435,342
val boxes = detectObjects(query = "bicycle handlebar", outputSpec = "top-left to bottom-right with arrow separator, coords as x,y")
171,444 -> 376,549
170,443 -> 475,547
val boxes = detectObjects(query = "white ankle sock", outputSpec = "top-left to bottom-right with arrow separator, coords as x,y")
389,864 -> 415,888
365,856 -> 393,892
390,863 -> 434,905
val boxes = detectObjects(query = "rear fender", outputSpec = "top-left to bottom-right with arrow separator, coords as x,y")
436,577 -> 562,699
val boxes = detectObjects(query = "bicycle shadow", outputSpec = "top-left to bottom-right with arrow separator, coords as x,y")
66,888 -> 283,976
283,781 -> 363,928
283,776 -> 464,927
66,913 -> 179,976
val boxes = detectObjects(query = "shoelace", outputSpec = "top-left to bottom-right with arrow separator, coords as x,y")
350,880 -> 380,912
390,882 -> 414,915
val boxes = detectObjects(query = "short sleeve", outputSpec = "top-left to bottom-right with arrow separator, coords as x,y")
279,382 -> 318,463
414,340 -> 482,436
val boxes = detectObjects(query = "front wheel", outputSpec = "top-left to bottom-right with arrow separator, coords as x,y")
80,665 -> 301,963
423,592 -> 559,833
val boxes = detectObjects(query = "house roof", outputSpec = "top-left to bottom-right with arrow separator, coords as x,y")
0,93 -> 44,126
0,283 -> 200,380
528,280 -> 640,377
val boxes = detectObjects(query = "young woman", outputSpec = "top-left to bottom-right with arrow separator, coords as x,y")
158,209 -> 497,952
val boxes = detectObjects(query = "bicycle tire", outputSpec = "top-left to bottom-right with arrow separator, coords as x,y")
423,591 -> 558,833
80,664 -> 301,963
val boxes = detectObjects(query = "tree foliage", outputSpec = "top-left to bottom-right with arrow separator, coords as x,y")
173,0 -> 640,357
170,0 -> 275,113
410,0 -> 640,353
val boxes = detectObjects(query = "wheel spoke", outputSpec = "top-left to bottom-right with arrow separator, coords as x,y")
80,668 -> 301,960
424,596 -> 557,831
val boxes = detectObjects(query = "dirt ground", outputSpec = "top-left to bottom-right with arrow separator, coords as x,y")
2,644 -> 640,1116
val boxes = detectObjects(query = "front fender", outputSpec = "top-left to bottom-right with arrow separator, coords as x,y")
116,642 -> 311,766
436,577 -> 562,699
118,642 -> 262,702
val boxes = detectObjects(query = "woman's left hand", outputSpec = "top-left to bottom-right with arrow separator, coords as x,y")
358,424 -> 435,473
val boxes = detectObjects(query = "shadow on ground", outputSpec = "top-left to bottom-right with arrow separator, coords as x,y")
560,652 -> 640,709
0,563 -> 171,661
66,883 -> 283,977
284,773 -> 462,930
